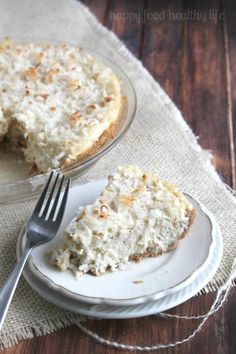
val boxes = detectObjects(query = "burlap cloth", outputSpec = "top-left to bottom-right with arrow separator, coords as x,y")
0,0 -> 235,348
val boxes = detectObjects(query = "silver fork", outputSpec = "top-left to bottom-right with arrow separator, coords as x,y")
0,172 -> 70,331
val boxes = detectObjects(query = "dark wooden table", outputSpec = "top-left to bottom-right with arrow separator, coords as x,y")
2,1 -> 236,353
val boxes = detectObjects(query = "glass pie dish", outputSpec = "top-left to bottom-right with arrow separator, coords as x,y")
0,38 -> 137,204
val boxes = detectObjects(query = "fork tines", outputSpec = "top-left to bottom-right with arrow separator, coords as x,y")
33,171 -> 70,221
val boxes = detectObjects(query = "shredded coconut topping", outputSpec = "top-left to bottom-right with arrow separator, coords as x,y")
51,165 -> 195,276
0,38 -> 122,172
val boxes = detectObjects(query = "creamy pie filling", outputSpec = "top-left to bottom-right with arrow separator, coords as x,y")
51,165 -> 195,276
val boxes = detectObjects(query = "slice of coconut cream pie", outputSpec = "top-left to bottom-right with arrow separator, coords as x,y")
51,165 -> 195,276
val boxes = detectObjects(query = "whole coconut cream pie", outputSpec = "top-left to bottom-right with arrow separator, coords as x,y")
51,165 -> 195,276
0,38 -> 123,173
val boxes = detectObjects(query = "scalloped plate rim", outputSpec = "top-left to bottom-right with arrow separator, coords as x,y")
22,179 -> 217,306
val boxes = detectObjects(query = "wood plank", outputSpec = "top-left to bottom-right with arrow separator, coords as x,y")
142,0 -> 232,186
81,0 -> 108,23
104,0 -> 146,57
224,0 -> 236,188
180,0 -> 232,186
141,0 -> 183,106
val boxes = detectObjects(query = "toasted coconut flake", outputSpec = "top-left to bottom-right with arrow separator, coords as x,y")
101,96 -> 114,107
119,195 -> 134,206
44,68 -> 60,83
24,67 -> 38,81
34,52 -> 44,62
36,93 -> 49,100
133,187 -> 144,194
92,73 -> 99,80
70,111 -> 81,123
86,104 -> 96,113
68,78 -> 81,91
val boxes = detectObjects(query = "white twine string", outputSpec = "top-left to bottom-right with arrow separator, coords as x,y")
157,271 -> 232,320
75,258 -> 236,351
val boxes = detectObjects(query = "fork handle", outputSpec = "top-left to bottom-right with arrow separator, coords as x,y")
0,246 -> 32,331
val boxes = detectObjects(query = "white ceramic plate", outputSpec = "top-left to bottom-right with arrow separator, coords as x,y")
24,179 -> 216,306
17,217 -> 223,319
